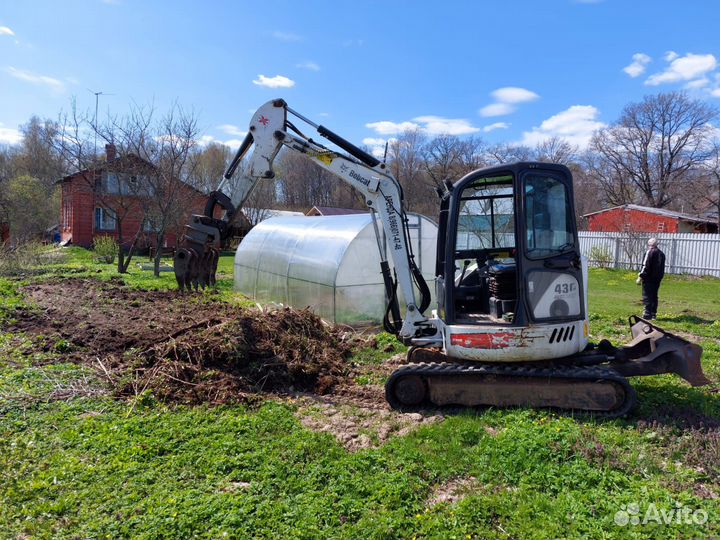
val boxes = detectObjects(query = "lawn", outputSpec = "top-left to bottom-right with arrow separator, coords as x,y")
0,247 -> 718,539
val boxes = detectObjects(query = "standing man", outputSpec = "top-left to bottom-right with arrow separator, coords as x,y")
636,238 -> 666,320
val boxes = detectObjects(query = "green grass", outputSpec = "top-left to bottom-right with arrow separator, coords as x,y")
1,250 -> 719,539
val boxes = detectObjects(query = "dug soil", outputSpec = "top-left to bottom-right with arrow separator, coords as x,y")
8,278 -> 367,405
7,278 -> 445,450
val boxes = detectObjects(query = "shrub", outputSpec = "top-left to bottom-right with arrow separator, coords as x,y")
93,236 -> 118,264
0,241 -> 65,276
589,245 -> 613,268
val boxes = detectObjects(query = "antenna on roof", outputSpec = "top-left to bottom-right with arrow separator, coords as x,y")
87,88 -> 115,159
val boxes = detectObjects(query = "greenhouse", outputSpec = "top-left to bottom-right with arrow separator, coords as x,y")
234,212 -> 438,326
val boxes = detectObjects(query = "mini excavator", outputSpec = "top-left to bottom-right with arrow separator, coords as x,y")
174,99 -> 710,417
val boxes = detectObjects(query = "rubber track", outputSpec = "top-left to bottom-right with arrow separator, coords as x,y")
385,362 -> 637,418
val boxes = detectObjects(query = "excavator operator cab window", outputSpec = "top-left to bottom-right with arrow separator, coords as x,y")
524,175 -> 575,258
453,174 -> 518,324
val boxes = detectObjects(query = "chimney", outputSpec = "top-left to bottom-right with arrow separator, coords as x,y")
105,143 -> 117,162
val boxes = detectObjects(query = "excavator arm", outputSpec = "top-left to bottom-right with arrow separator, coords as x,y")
174,99 -> 434,340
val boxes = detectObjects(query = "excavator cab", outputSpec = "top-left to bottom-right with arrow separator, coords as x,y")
437,162 -> 584,331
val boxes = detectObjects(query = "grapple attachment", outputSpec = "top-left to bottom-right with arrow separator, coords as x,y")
174,214 -> 221,292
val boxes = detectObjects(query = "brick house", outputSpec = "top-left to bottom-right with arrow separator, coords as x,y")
584,204 -> 718,234
59,144 -> 213,249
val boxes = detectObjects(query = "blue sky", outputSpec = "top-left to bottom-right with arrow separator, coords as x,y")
1,0 -> 719,157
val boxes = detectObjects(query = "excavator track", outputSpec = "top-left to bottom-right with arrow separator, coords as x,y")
385,362 -> 637,418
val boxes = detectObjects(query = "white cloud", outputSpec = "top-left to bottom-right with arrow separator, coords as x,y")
252,74 -> 295,88
711,88 -> 720,98
217,124 -> 247,137
623,53 -> 651,78
366,116 -> 480,136
318,112 -> 329,117
483,122 -> 510,133
365,120 -> 420,135
0,26 -> 14,36
6,66 -> 64,92
521,105 -> 606,148
272,31 -> 303,42
646,53 -> 717,86
296,61 -> 320,71
362,137 -> 387,146
413,116 -> 481,135
480,86 -> 539,117
362,137 -> 395,159
479,102 -> 515,117
491,87 -> 539,104
196,134 -> 245,149
664,51 -> 679,62
0,124 -> 21,145
686,78 -> 710,89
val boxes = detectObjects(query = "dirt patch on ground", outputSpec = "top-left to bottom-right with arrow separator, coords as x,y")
426,476 -> 481,507
294,397 -> 443,452
7,278 -> 355,405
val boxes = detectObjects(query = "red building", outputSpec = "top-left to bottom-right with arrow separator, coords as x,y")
584,204 -> 718,234
59,144 -> 211,249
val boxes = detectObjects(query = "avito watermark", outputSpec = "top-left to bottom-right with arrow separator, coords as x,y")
614,502 -> 708,527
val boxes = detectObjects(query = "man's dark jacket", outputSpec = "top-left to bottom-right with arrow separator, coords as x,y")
640,246 -> 666,282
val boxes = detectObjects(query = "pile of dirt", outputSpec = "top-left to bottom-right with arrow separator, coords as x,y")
9,278 -> 353,405
122,307 -> 352,404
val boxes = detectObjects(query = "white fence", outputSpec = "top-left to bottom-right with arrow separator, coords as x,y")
579,232 -> 720,277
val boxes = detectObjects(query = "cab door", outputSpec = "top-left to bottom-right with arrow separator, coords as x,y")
519,166 -> 585,324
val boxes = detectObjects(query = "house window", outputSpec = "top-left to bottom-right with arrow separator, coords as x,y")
105,173 -> 120,194
657,222 -> 666,232
95,208 -> 117,231
143,218 -> 158,232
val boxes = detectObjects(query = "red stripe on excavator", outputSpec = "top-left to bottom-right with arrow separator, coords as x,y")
451,332 -> 516,349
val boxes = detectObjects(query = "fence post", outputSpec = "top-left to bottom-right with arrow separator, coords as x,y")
669,237 -> 677,274
613,237 -> 621,269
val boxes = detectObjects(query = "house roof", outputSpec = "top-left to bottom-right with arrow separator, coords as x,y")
583,204 -> 716,224
59,154 -> 206,196
59,153 -> 151,183
306,206 -> 367,216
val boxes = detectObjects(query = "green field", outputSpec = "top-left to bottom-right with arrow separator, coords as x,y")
1,248 -> 718,539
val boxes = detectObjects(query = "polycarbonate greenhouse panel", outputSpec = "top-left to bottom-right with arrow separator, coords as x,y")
235,212 -> 438,325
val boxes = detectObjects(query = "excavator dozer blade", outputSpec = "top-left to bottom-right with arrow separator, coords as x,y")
610,316 -> 711,387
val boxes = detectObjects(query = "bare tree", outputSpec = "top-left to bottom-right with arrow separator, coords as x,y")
109,104 -> 204,276
589,92 -> 718,208
582,148 -> 638,207
533,136 -> 578,165
276,149 -> 358,211
421,134 -> 486,190
569,163 -> 604,229
15,117 -> 65,188
189,142 -> 231,193
485,142 -> 533,165
387,129 -> 435,215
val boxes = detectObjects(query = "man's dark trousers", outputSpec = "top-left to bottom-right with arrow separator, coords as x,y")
642,280 -> 661,318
